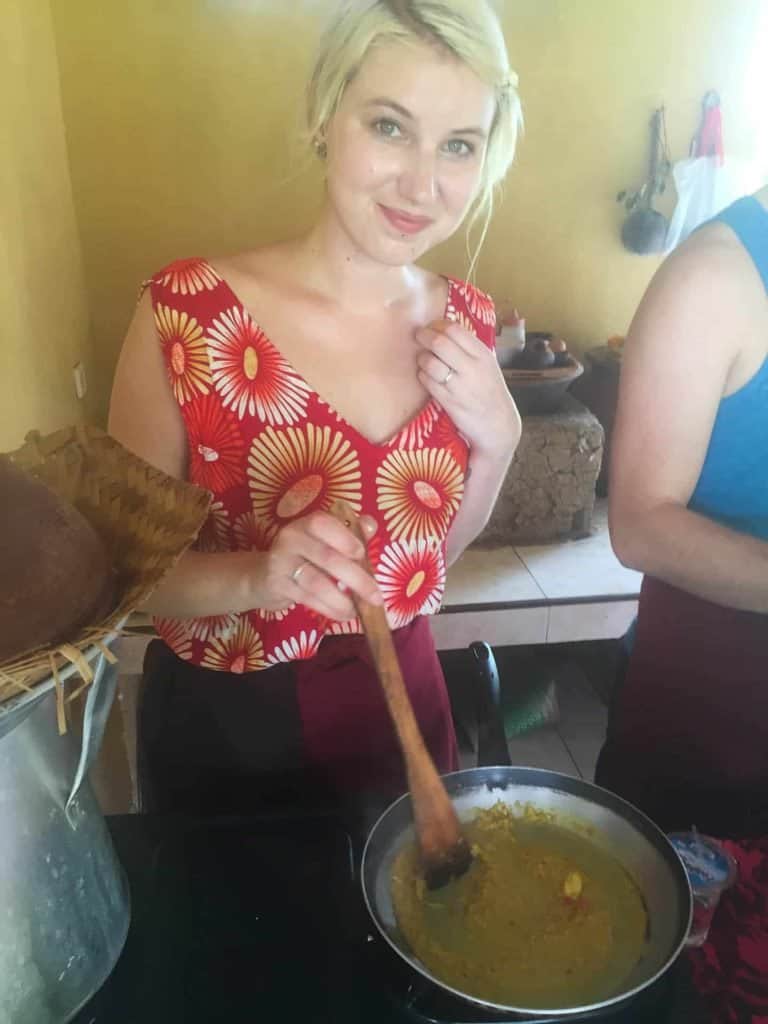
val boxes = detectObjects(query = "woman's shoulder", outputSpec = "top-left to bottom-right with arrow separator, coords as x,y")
648,219 -> 763,330
141,256 -> 222,301
667,218 -> 752,284
443,275 -> 497,347
143,246 -> 281,297
627,218 -> 766,391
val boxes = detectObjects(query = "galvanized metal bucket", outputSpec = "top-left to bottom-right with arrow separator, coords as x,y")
0,639 -> 130,1023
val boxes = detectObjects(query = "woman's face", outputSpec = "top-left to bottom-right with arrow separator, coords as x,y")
323,39 -> 496,267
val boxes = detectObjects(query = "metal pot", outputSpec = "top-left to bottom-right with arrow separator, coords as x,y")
360,645 -> 692,1018
0,645 -> 130,1024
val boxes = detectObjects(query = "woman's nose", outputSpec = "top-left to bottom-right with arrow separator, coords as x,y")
398,148 -> 438,205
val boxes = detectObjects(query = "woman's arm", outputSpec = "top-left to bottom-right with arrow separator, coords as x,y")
609,228 -> 768,613
108,292 -> 382,620
445,446 -> 514,566
414,318 -> 521,565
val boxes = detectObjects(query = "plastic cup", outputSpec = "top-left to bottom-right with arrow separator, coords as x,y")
669,832 -> 738,947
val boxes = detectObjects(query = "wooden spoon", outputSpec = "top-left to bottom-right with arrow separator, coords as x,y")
330,500 -> 472,889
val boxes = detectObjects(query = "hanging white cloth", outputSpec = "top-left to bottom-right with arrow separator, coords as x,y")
665,92 -> 727,251
664,155 -> 723,251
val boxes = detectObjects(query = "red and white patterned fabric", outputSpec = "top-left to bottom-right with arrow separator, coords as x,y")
689,838 -> 768,1023
145,257 -> 496,670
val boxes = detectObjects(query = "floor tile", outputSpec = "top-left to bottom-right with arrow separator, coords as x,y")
557,730 -> 605,783
505,726 -> 580,777
552,667 -> 608,781
554,666 -> 608,719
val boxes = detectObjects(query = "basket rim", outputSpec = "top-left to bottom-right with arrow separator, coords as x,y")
0,619 -> 128,722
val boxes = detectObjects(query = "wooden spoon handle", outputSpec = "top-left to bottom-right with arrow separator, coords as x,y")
329,503 -> 424,742
331,504 -> 428,759
329,501 -> 470,884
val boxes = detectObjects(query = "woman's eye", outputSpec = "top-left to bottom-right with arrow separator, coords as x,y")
443,138 -> 475,157
373,118 -> 403,139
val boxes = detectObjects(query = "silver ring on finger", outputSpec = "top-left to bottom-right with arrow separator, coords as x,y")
291,560 -> 309,584
442,366 -> 456,386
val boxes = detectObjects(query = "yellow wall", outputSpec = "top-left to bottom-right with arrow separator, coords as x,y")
0,0 -> 90,451
48,0 -> 767,424
476,0 -> 765,346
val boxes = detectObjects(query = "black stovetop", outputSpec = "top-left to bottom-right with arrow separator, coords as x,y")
72,814 -> 709,1024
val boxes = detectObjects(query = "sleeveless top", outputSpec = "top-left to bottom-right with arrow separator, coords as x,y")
144,258 -> 496,671
688,195 -> 768,541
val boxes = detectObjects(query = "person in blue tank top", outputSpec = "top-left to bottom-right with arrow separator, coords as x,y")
595,186 -> 768,839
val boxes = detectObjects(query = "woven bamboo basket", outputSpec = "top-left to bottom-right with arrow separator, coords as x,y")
0,424 -> 210,714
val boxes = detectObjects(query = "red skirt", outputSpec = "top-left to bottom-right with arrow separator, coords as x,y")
596,576 -> 768,837
138,615 -> 458,816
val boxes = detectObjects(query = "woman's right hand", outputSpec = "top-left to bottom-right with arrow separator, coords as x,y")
259,511 -> 383,620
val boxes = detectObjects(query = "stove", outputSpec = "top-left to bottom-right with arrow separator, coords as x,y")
72,814 -> 708,1024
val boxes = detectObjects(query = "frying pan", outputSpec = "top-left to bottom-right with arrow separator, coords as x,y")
360,644 -> 692,1018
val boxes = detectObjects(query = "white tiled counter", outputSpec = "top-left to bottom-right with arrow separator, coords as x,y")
434,502 -> 640,650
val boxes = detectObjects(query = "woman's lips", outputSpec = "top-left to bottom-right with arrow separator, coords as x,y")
378,204 -> 434,235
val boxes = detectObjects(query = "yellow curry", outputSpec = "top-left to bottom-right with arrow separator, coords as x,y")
391,803 -> 647,1009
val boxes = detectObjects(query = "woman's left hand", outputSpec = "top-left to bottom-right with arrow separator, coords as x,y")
415,318 -> 521,458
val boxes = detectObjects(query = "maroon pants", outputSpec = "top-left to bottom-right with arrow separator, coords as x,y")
138,616 -> 458,816
596,576 -> 768,837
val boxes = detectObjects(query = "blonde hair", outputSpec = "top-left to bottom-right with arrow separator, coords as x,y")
306,0 -> 522,275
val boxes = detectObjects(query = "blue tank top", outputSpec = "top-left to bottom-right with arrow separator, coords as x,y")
688,195 -> 768,541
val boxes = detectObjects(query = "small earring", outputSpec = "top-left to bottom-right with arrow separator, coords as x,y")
314,138 -> 327,159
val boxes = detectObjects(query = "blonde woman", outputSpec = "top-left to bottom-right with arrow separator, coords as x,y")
109,0 -> 522,814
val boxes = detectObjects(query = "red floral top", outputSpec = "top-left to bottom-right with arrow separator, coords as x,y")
145,257 -> 496,671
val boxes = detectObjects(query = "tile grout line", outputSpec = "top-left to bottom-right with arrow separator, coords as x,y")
512,545 -> 551,601
556,726 -> 585,780
512,547 -> 553,644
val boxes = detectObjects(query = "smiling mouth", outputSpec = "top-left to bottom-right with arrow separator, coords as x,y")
378,204 -> 435,235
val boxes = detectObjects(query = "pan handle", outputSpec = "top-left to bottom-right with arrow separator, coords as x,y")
469,642 -> 511,768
